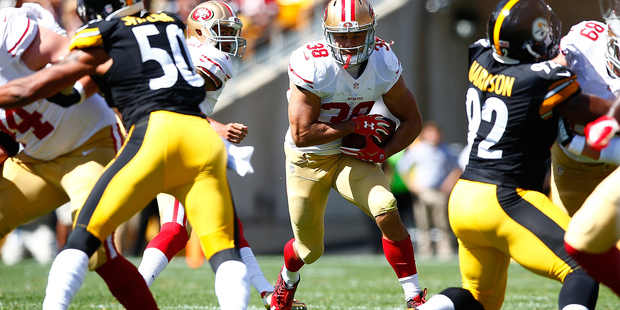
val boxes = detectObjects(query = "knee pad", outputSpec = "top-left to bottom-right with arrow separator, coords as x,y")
296,240 -> 323,264
368,189 -> 397,217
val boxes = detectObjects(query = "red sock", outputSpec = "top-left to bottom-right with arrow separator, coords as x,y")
96,255 -> 159,309
146,222 -> 189,261
565,241 -> 620,297
382,237 -> 417,278
236,216 -> 250,248
284,238 -> 305,272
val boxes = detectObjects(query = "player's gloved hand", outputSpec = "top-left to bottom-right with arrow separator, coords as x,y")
585,115 -> 620,151
557,117 -> 575,147
341,135 -> 386,164
351,114 -> 390,143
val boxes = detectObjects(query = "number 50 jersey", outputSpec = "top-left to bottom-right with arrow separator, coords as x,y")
461,39 -> 581,192
70,11 -> 205,128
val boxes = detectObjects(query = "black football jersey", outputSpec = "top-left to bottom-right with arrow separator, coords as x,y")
69,11 -> 205,127
460,39 -> 581,192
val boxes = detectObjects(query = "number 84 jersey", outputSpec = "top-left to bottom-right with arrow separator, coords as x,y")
461,39 -> 580,192
285,37 -> 402,155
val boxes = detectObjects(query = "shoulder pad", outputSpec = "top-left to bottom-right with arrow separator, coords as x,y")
561,21 -> 606,54
190,42 -> 234,82
0,9 -> 38,65
372,37 -> 401,76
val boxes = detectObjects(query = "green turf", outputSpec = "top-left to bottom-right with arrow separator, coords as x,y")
0,255 -> 617,309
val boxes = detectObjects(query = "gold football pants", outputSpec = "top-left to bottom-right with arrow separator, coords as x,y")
449,179 -> 579,310
74,111 -> 236,260
284,145 -> 397,264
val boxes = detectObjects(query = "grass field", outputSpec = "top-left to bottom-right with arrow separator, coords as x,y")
0,254 -> 617,309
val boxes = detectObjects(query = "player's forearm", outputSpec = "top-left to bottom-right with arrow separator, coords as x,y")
290,121 -> 354,147
558,93 -> 614,126
383,118 -> 421,158
0,77 -> 39,109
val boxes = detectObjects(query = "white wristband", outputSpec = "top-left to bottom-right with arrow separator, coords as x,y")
598,137 -> 620,165
567,135 -> 586,156
74,81 -> 86,104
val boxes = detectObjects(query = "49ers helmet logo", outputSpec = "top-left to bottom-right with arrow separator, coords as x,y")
191,7 -> 214,22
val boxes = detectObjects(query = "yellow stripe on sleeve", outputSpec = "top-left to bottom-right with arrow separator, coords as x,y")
69,28 -> 103,51
539,78 -> 580,119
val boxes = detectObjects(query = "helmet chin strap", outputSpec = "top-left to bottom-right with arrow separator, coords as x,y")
343,54 -> 352,69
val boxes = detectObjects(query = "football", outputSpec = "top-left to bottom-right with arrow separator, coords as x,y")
342,116 -> 397,149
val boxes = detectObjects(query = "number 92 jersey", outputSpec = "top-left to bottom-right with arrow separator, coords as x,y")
461,39 -> 580,192
69,12 -> 205,128
285,37 -> 402,155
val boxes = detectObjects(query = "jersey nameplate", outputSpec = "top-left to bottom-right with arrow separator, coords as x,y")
121,12 -> 175,26
469,60 -> 515,97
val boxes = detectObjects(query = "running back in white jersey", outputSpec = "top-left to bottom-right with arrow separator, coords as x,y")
285,37 -> 402,155
186,37 -> 234,117
0,6 -> 117,161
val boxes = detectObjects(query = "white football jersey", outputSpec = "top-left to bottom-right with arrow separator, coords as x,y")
285,38 -> 402,155
559,20 -> 620,163
0,6 -> 116,161
186,37 -> 234,117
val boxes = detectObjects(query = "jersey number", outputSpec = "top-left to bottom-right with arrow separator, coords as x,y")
1,108 -> 54,139
579,22 -> 605,42
306,43 -> 329,58
132,24 -> 203,90
465,88 -> 508,159
320,101 -> 375,122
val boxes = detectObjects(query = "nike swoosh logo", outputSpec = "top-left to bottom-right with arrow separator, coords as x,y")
303,51 -> 309,61
82,148 -> 96,156
556,71 -> 572,77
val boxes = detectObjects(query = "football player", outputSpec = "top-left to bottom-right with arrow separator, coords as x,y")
0,3 -> 157,309
562,0 -> 620,298
547,0 -> 620,217
271,0 -> 426,309
415,0 -> 620,309
0,0 -> 252,308
135,2 -> 306,309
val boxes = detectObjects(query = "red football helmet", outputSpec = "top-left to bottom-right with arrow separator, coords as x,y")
186,1 -> 247,57
322,0 -> 377,68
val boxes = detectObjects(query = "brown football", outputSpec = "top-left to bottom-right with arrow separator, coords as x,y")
342,116 -> 397,149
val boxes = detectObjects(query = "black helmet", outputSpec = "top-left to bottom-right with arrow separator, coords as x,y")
487,0 -> 561,64
76,0 -> 144,23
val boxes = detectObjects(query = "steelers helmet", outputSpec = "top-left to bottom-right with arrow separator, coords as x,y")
186,1 -> 247,57
322,0 -> 377,68
76,0 -> 144,23
487,0 -> 561,64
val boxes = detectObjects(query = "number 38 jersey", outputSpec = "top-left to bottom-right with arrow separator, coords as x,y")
461,39 -> 581,192
285,37 -> 402,155
0,7 -> 117,161
70,11 -> 205,128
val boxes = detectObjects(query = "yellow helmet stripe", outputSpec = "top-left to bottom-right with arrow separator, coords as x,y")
493,0 -> 520,55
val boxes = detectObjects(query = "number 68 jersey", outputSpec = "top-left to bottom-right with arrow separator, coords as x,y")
460,39 -> 581,192
284,37 -> 402,155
